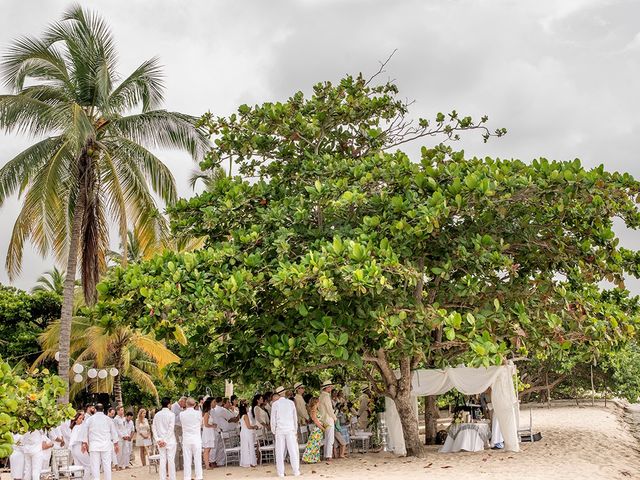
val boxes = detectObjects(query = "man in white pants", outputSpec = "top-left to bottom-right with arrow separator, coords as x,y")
179,398 -> 202,480
113,407 -> 130,469
82,404 -> 119,480
152,397 -> 177,480
21,430 -> 44,480
270,386 -> 300,478
318,380 -> 337,461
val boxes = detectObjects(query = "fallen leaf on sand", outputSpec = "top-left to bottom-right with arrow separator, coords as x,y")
441,465 -> 452,469
424,462 -> 433,468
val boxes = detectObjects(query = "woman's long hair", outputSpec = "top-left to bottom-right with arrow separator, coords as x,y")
70,411 -> 84,430
251,394 -> 263,418
202,398 -> 213,415
137,408 -> 147,425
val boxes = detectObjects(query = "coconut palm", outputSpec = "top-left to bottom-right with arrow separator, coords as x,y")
0,6 -> 208,400
31,267 -> 66,295
34,315 -> 181,406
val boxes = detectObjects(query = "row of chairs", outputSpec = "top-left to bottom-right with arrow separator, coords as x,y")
39,449 -> 85,480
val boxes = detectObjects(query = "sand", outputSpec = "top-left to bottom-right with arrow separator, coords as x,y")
112,404 -> 640,480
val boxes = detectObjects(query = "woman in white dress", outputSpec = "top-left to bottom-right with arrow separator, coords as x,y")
69,412 -> 90,480
239,403 -> 260,468
251,394 -> 269,431
135,409 -> 152,466
10,433 -> 24,480
201,398 -> 217,469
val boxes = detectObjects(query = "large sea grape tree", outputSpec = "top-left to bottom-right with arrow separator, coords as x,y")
95,74 -> 640,456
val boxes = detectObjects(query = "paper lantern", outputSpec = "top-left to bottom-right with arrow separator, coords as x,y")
98,369 -> 108,379
87,368 -> 98,379
109,367 -> 119,377
73,374 -> 83,383
54,351 -> 60,361
72,364 -> 84,374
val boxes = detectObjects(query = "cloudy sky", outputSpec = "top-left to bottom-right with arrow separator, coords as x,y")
0,0 -> 639,292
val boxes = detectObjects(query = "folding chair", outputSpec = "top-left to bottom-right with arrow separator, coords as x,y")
221,432 -> 241,467
147,444 -> 161,473
257,431 -> 275,465
51,448 -> 84,480
298,425 -> 309,454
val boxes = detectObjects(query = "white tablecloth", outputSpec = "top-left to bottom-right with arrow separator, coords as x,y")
439,422 -> 490,453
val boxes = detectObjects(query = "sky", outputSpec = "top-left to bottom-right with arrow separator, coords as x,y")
0,0 -> 639,293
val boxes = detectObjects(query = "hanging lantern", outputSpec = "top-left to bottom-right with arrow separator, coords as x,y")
54,351 -> 60,361
109,367 -> 119,377
72,364 -> 84,374
73,374 -> 83,383
98,369 -> 108,379
87,368 -> 98,379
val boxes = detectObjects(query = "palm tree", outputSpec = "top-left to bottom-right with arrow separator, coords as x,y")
0,6 -> 208,400
31,267 -> 66,296
34,316 -> 182,406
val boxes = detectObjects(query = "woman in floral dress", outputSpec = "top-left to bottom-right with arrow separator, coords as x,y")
302,397 -> 325,464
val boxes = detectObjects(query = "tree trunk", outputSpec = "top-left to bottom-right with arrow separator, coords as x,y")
424,395 -> 439,445
113,372 -> 123,408
58,188 -> 86,404
393,390 -> 426,457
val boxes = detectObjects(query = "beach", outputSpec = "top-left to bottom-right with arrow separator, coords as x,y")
110,403 -> 640,480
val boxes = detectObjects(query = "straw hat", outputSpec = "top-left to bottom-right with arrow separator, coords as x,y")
294,382 -> 304,390
274,386 -> 286,395
321,379 -> 334,389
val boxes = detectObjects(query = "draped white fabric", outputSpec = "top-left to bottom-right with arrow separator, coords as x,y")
384,364 -> 519,455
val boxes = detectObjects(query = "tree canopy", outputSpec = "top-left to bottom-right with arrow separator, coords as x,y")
92,74 -> 640,456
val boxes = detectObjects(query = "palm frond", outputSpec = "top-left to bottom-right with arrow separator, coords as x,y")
107,57 -> 164,113
130,334 -> 180,368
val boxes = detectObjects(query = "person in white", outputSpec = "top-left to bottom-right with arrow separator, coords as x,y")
124,412 -> 136,466
200,398 -> 217,470
171,397 -> 186,471
81,403 -> 120,480
60,419 -> 73,450
210,397 -> 239,466
318,380 -> 337,461
151,398 -> 177,480
39,431 -> 54,471
239,402 -> 260,468
270,387 -> 300,478
21,430 -> 45,480
113,407 -> 130,469
179,398 -> 202,480
69,411 -> 91,480
293,383 -> 309,426
10,433 -> 25,480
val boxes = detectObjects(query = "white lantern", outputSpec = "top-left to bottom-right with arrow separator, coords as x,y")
72,364 -> 84,374
54,351 -> 60,361
87,368 -> 98,379
73,374 -> 83,383
109,367 -> 119,377
98,369 -> 108,379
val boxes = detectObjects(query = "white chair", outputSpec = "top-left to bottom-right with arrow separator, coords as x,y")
221,432 -> 240,467
297,426 -> 309,454
257,432 -> 275,465
51,448 -> 84,480
147,444 -> 161,473
518,407 -> 534,442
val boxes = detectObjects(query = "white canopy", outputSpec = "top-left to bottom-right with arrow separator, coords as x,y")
384,364 -> 520,454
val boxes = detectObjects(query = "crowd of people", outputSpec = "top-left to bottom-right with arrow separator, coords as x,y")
8,380 -> 373,480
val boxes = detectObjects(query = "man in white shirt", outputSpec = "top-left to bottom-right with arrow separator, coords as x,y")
293,383 -> 309,426
21,430 -> 44,480
270,387 -> 300,478
113,407 -> 130,469
179,398 -> 202,480
171,397 -> 186,471
318,380 -> 337,461
82,404 -> 119,480
152,397 -> 177,480
210,397 -> 239,466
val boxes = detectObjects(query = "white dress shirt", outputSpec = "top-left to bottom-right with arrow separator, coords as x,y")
21,430 -> 44,454
83,411 -> 119,452
171,402 -> 183,426
113,415 -> 128,438
212,405 -> 236,432
179,408 -> 202,443
69,424 -> 85,447
152,408 -> 176,445
124,419 -> 135,437
270,398 -> 298,435
318,391 -> 337,426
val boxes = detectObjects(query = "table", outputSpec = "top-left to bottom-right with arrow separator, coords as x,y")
439,422 -> 490,453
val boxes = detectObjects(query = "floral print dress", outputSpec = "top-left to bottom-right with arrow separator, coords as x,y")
302,425 -> 324,463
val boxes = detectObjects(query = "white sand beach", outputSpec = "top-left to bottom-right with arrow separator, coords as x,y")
110,404 -> 640,480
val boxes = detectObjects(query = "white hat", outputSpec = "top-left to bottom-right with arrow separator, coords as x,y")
321,379 -> 334,389
274,386 -> 286,395
294,382 -> 304,390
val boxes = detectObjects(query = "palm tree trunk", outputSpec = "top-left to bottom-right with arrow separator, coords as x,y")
58,188 -> 85,404
113,372 -> 123,408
